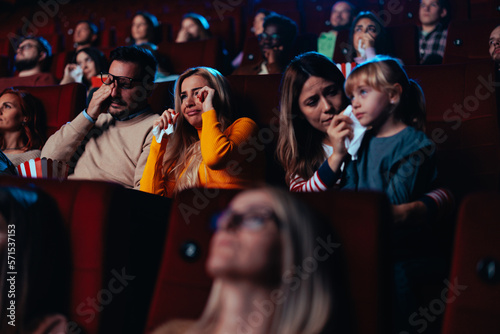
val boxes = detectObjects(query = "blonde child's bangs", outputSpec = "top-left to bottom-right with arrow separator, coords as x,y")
344,61 -> 390,97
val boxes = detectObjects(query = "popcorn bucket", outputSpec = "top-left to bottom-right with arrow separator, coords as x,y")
16,157 -> 69,181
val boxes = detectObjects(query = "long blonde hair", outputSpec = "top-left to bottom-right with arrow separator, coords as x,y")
189,187 -> 347,333
162,67 -> 233,194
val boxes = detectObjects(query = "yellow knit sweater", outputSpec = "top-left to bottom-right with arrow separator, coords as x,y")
140,109 -> 266,197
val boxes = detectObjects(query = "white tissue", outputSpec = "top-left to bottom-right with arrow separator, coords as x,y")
153,124 -> 174,143
343,105 -> 367,160
70,65 -> 83,83
358,39 -> 366,59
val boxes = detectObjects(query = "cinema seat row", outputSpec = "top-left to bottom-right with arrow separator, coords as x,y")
0,0 -> 499,76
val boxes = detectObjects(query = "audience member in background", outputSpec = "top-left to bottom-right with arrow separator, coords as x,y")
233,14 -> 298,75
0,186 -> 71,334
73,20 -> 99,53
232,9 -> 276,69
140,67 -> 265,198
490,24 -> 500,127
0,36 -> 57,91
42,46 -> 158,189
60,47 -> 109,102
131,11 -> 160,51
346,11 -> 394,64
176,13 -> 212,43
0,89 -> 45,167
418,0 -> 449,64
490,24 -> 500,70
318,1 -> 357,60
152,187 -> 349,334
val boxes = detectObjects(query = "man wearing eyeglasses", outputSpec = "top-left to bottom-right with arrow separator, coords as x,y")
233,14 -> 297,75
42,46 -> 159,190
0,36 -> 57,91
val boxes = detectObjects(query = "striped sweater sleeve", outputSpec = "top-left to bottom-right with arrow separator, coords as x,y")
289,160 -> 340,192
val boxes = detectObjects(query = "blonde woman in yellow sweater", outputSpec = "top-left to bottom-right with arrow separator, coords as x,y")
140,67 -> 266,197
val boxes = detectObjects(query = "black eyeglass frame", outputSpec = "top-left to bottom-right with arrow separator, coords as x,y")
100,72 -> 143,89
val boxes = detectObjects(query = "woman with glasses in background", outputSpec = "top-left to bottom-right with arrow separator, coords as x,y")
232,14 -> 298,75
152,187 -> 351,334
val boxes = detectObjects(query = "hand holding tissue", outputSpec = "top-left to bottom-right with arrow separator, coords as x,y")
153,123 -> 174,144
342,105 -> 367,160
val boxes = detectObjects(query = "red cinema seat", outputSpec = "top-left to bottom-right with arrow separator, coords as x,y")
444,18 -> 500,64
227,74 -> 285,186
387,24 -> 419,65
239,36 -> 262,69
296,190 -> 393,334
13,83 -> 86,138
209,17 -> 236,56
50,51 -> 74,81
144,188 -> 240,333
0,176 -> 170,334
148,80 -> 175,114
332,29 -> 351,64
405,60 -> 500,200
0,55 -> 12,77
469,0 -> 500,18
157,38 -> 226,75
441,191 -> 500,334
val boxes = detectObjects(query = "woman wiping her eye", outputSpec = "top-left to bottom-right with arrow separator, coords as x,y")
140,67 -> 265,198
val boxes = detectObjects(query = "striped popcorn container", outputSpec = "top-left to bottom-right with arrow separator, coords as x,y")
336,62 -> 357,78
16,157 -> 69,181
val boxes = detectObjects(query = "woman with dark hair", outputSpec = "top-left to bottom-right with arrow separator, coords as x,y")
140,66 -> 265,197
176,13 -> 212,43
131,11 -> 160,51
346,11 -> 394,63
0,186 -> 72,334
60,47 -> 109,100
277,51 -> 349,191
152,187 -> 349,334
0,89 -> 45,167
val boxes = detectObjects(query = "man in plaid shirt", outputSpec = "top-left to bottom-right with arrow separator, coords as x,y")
418,0 -> 449,64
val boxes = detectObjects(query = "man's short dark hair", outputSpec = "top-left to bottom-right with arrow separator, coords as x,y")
18,36 -> 52,57
109,46 -> 158,87
263,14 -> 298,49
76,20 -> 99,36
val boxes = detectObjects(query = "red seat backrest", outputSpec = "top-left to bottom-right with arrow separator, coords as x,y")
441,191 -> 500,334
444,18 -> 499,64
157,38 -> 225,74
296,190 -> 393,334
148,80 -> 176,115
405,60 -> 500,199
13,83 -> 86,138
387,24 -> 419,65
50,51 -> 74,81
469,0 -> 500,19
144,188 -> 240,333
0,176 -> 170,334
227,74 -> 285,186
